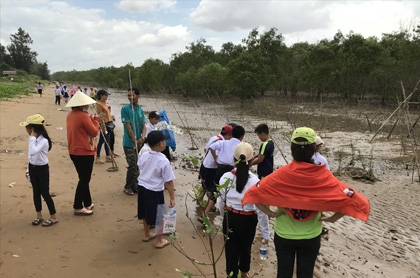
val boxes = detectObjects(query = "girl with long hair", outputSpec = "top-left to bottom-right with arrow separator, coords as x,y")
21,114 -> 58,226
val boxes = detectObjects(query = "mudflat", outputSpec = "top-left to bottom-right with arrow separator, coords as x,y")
1,86 -> 419,278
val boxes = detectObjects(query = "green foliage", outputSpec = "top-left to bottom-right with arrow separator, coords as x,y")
50,25 -> 420,103
184,154 -> 199,166
6,28 -> 37,73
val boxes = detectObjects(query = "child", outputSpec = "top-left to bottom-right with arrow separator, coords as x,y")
107,104 -> 118,157
252,124 -> 274,179
54,85 -> 61,105
137,131 -> 175,248
145,111 -> 163,137
63,86 -> 69,102
20,114 -> 58,227
312,135 -> 330,170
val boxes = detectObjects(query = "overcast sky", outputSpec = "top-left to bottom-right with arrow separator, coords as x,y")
1,0 -> 419,73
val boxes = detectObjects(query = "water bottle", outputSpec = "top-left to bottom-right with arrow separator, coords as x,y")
259,246 -> 268,260
26,172 -> 31,183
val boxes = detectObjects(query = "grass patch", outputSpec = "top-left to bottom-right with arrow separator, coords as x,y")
0,75 -> 48,100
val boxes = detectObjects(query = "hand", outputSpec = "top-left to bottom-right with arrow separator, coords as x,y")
318,212 -> 345,223
270,210 -> 285,218
98,112 -> 106,121
30,130 -> 37,137
25,172 -> 29,180
169,199 -> 175,208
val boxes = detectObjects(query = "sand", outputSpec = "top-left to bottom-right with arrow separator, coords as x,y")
1,86 -> 419,278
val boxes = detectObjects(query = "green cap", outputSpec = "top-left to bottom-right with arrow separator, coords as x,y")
291,127 -> 316,145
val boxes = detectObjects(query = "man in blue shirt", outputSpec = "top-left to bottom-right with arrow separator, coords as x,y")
121,87 -> 146,195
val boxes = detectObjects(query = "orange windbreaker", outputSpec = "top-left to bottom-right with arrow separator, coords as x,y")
66,109 -> 99,155
242,160 -> 370,221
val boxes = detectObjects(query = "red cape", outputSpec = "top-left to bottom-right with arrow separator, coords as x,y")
242,161 -> 370,221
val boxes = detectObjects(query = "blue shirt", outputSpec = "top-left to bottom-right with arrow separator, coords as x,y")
121,103 -> 145,148
257,139 -> 274,177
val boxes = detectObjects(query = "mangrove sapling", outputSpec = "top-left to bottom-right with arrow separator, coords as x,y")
349,141 -> 356,166
335,149 -> 345,175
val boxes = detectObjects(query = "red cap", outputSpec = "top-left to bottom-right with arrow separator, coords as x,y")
90,87 -> 93,89
222,125 -> 232,135
77,86 -> 80,88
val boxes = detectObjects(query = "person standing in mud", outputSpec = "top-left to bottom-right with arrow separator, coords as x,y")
121,87 -> 146,196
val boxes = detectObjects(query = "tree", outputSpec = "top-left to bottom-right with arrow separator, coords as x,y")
31,61 -> 51,80
0,43 -> 12,65
7,27 -> 37,73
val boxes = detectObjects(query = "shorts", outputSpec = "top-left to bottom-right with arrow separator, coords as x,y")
38,89 -> 42,94
138,185 -> 164,226
199,165 -> 217,193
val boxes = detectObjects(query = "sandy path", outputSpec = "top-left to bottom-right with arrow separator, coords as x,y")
1,88 -> 420,278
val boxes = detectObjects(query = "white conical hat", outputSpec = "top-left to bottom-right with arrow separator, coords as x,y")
65,91 -> 97,107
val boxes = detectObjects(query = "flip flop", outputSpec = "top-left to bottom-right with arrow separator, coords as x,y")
32,218 -> 44,226
85,203 -> 94,210
74,208 -> 93,216
95,159 -> 105,164
156,239 -> 170,249
42,219 -> 58,227
123,189 -> 134,196
321,227 -> 329,235
142,234 -> 156,242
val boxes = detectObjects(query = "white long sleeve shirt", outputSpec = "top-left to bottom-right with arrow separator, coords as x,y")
209,137 -> 240,166
28,135 -> 49,166
202,134 -> 224,169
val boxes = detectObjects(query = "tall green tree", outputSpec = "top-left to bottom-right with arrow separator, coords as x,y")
7,28 -> 37,73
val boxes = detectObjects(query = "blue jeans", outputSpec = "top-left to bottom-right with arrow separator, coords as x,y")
96,132 -> 109,157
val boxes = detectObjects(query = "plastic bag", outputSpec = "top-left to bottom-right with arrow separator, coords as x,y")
154,204 -> 177,235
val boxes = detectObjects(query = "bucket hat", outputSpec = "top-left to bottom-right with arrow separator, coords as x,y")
20,114 -> 45,126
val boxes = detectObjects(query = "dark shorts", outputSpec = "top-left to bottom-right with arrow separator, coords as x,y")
138,185 -> 164,226
38,89 -> 42,94
199,165 -> 217,193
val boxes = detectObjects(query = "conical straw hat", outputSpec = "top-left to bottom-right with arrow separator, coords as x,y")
65,91 -> 97,107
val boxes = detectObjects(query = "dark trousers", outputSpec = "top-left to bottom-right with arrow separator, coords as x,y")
55,95 -> 61,105
223,210 -> 258,277
70,155 -> 94,209
96,132 -> 110,157
123,146 -> 138,192
274,233 -> 321,278
108,129 -> 115,152
161,146 -> 171,161
28,164 -> 56,215
215,164 -> 234,186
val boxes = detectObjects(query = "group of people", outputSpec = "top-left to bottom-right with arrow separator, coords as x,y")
22,86 -> 370,278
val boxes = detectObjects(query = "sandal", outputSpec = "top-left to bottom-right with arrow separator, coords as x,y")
156,239 -> 170,249
142,234 -> 156,242
85,203 -> 94,210
32,218 -> 44,226
112,153 -> 119,157
95,159 -> 105,164
321,227 -> 329,235
74,208 -> 93,216
123,189 -> 134,196
106,157 -> 113,163
42,219 -> 58,227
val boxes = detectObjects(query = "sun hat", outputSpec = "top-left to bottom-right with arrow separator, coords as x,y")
316,135 -> 324,146
234,142 -> 253,161
149,111 -> 163,118
20,114 -> 44,126
221,125 -> 233,135
65,91 -> 97,107
145,131 -> 170,146
291,127 -> 316,145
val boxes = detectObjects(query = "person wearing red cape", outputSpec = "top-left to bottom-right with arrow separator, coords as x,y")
242,127 -> 370,278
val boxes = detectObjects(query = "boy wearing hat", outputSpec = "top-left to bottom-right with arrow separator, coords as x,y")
197,125 -> 232,206
145,111 -> 164,137
90,87 -> 95,99
137,131 -> 175,249
312,135 -> 330,170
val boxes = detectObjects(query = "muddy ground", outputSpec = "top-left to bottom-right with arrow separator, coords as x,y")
1,87 -> 419,277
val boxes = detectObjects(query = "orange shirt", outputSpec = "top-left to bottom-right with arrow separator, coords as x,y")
96,100 -> 112,132
242,160 -> 370,221
66,108 -> 99,155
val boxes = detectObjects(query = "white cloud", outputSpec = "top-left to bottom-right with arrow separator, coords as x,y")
190,0 -> 331,33
117,0 -> 176,13
0,1 -> 191,72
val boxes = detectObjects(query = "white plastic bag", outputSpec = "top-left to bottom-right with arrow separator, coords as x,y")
154,204 -> 177,235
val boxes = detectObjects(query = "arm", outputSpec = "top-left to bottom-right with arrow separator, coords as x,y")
27,136 -> 49,157
318,212 -> 345,223
255,204 -> 285,218
165,180 -> 175,208
123,122 -> 137,143
251,154 -> 265,166
210,149 -> 218,164
83,114 -> 100,137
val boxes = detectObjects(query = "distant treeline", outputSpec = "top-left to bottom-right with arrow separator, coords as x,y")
51,27 -> 420,104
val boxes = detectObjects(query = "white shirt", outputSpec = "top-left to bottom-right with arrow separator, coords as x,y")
210,137 -> 240,166
28,135 -> 49,166
54,88 -> 61,96
137,150 -> 175,191
145,122 -> 156,137
202,134 -> 224,169
312,152 -> 330,170
217,170 -> 270,240
138,143 -> 151,158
